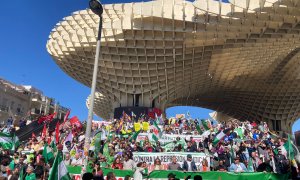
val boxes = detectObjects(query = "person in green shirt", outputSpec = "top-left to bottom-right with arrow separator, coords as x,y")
25,166 -> 36,180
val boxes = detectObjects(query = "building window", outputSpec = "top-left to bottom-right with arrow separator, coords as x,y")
152,99 -> 155,108
16,104 -> 21,113
271,120 -> 281,131
2,98 -> 8,108
135,94 -> 140,107
10,101 -> 15,110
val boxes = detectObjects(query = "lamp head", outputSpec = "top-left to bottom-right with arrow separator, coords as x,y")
89,0 -> 103,16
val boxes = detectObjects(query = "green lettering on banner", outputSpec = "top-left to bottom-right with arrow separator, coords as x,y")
148,171 -> 289,180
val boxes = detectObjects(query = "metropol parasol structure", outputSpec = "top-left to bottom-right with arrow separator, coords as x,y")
47,0 -> 300,133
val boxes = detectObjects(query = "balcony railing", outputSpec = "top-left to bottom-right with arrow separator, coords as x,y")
31,108 -> 44,115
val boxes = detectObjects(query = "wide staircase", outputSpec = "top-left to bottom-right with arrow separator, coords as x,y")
15,118 -> 63,142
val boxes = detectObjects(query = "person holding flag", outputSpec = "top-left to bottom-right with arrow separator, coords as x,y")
48,145 -> 72,180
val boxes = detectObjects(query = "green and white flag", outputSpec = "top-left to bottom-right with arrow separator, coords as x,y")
283,134 -> 294,160
162,142 -> 175,152
67,167 -> 288,180
18,167 -> 24,180
212,128 -> 231,146
129,130 -> 141,141
92,131 -> 102,156
50,140 -> 57,153
196,124 -> 203,134
201,120 -> 210,130
248,157 -> 254,172
153,121 -> 162,137
43,143 -> 54,163
152,134 -> 159,142
103,143 -> 114,165
0,132 -> 19,150
234,127 -> 244,139
12,134 -> 20,151
48,151 -> 71,180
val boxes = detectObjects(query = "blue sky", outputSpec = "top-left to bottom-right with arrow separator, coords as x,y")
0,0 -> 299,133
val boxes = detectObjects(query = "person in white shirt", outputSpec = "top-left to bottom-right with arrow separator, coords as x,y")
133,162 -> 145,180
71,153 -> 83,166
123,154 -> 135,170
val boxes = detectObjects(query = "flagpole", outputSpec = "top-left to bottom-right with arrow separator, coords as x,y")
288,134 -> 291,160
83,0 -> 103,171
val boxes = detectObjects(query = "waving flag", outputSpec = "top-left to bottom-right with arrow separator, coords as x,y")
117,119 -> 124,133
213,128 -> 231,145
11,134 -> 19,151
38,112 -> 56,124
283,134 -> 294,160
92,131 -> 102,156
201,120 -> 210,130
103,143 -> 114,165
48,151 -> 71,180
234,127 -> 244,139
69,116 -> 82,128
64,132 -> 73,143
151,134 -> 159,142
42,143 -> 54,163
18,166 -> 24,180
62,110 -> 70,126
55,122 -> 60,143
41,124 -> 47,139
153,121 -> 162,137
32,132 -> 36,139
50,140 -> 57,153
0,133 -> 19,150
131,112 -> 136,118
196,124 -> 203,134
129,130 -> 141,141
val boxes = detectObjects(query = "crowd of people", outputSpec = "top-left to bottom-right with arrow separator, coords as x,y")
0,112 -> 299,180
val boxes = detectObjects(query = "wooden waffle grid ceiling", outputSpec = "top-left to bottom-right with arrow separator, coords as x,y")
47,0 -> 300,131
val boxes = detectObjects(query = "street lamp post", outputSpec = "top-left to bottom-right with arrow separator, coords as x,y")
83,0 -> 103,170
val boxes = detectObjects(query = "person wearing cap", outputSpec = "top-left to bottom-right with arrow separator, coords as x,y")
182,154 -> 197,171
25,166 -> 36,180
229,157 -> 247,172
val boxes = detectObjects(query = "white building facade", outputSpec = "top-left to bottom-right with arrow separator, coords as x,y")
0,78 -> 68,125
